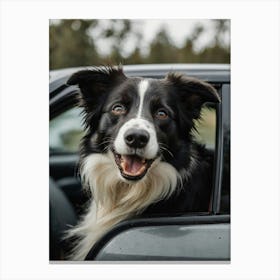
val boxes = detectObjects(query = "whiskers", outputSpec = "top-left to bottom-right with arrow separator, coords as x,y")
159,142 -> 174,159
98,137 -> 114,152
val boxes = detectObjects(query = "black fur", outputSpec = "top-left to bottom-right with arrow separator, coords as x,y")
67,65 -> 220,215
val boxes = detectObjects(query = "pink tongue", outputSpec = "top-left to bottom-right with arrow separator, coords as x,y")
122,155 -> 144,174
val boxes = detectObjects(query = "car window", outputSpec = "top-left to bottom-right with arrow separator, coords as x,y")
49,105 -> 216,154
192,105 -> 216,150
49,107 -> 85,153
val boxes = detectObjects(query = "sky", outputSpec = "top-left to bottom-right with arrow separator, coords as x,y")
141,19 -> 217,48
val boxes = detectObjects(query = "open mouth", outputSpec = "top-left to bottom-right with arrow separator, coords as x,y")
113,151 -> 155,181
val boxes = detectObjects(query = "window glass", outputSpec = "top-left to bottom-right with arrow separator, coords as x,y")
192,105 -> 216,150
49,107 -> 85,153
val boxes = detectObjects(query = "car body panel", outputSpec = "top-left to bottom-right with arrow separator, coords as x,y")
50,64 -> 230,84
95,223 -> 230,261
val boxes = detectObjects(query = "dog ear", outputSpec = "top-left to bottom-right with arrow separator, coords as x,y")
166,73 -> 220,119
67,66 -> 127,112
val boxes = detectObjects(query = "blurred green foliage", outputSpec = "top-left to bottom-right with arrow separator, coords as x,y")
50,19 -> 230,69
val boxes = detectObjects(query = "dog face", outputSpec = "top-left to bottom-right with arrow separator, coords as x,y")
67,66 -> 220,182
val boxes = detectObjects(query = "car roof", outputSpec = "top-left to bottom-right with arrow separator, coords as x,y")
49,64 -> 230,85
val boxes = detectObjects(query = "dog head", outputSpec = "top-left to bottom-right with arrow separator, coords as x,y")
67,66 -> 220,183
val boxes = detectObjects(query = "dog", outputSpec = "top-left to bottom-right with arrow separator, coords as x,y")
66,65 -> 220,260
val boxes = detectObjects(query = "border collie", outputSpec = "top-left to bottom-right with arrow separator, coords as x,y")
66,66 -> 220,260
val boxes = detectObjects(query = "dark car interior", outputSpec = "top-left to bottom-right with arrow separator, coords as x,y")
49,154 -> 90,259
49,177 -> 77,260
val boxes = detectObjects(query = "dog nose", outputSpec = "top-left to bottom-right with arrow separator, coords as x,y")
124,129 -> 150,149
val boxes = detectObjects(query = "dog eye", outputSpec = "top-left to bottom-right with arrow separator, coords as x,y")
111,104 -> 127,115
155,109 -> 169,120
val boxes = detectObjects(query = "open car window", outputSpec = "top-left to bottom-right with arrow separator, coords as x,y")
49,107 -> 85,154
192,105 -> 216,150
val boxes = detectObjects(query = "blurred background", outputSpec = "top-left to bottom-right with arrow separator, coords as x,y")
49,19 -> 230,69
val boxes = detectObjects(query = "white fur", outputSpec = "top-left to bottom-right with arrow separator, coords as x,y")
66,151 -> 180,260
114,118 -> 159,159
137,79 -> 149,117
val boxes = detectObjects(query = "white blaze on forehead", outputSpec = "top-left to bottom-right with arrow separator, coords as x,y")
137,79 -> 149,118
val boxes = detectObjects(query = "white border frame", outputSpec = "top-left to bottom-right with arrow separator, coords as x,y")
1,1 -> 279,280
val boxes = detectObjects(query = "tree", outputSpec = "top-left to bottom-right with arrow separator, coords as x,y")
50,19 -> 230,68
178,21 -> 230,64
49,20 -> 100,69
145,28 -> 179,63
